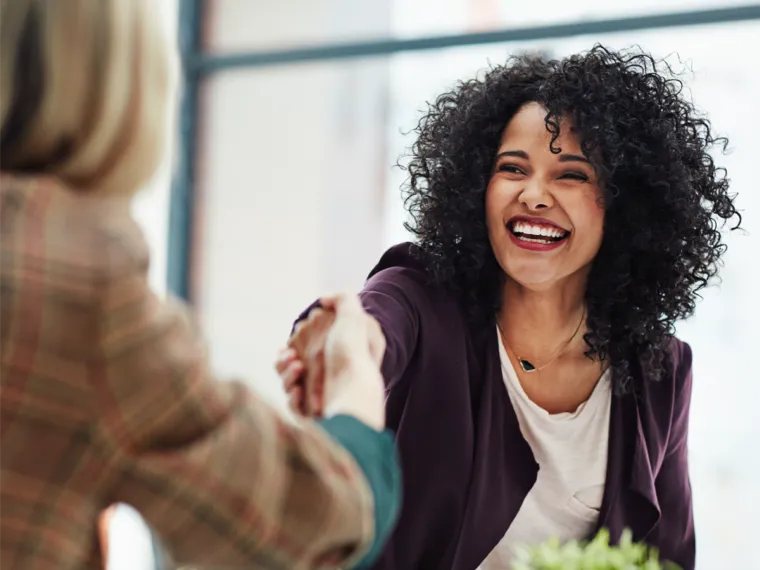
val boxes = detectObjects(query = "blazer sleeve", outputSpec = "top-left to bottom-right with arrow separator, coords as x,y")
91,228 -> 397,570
651,340 -> 696,570
317,416 -> 401,569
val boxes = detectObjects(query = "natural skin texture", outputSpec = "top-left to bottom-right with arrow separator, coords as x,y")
288,309 -> 335,415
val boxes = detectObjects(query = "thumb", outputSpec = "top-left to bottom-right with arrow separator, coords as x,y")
319,292 -> 364,315
321,293 -> 374,365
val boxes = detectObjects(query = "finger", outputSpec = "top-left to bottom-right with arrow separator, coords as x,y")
313,373 -> 325,417
305,371 -> 325,417
275,348 -> 298,374
290,311 -> 320,343
307,372 -> 321,417
288,386 -> 304,415
305,307 -> 325,323
282,361 -> 305,390
319,292 -> 363,313
289,321 -> 304,343
304,355 -> 325,416
288,308 -> 327,348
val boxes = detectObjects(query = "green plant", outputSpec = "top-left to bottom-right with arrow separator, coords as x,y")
511,529 -> 682,570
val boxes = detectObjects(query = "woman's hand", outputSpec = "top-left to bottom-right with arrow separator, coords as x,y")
275,293 -> 386,428
279,308 -> 334,416
276,346 -> 308,414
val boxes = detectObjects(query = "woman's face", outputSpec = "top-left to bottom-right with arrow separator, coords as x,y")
485,102 -> 605,291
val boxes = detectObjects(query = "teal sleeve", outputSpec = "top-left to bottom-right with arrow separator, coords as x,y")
317,415 -> 401,569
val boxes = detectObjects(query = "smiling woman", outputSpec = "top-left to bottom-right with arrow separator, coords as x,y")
282,45 -> 741,570
486,103 -> 605,290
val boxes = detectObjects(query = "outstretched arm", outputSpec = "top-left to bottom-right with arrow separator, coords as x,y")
92,242 -> 398,569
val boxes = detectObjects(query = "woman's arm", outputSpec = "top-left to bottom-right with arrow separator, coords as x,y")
360,268 -> 421,390
284,255 -> 439,570
91,231 -> 400,570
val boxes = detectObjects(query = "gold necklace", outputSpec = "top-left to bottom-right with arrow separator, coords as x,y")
497,307 -> 586,373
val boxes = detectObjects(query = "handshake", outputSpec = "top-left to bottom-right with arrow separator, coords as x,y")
275,293 -> 388,431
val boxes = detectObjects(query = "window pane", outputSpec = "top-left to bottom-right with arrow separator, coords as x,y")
206,0 -> 747,52
196,19 -> 758,568
194,58 -> 391,407
394,0 -> 751,37
208,0 -> 391,53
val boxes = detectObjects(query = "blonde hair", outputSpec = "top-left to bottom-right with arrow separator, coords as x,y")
0,0 -> 177,194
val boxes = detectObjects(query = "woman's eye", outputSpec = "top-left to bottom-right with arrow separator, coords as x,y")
559,172 -> 589,182
497,164 -> 524,175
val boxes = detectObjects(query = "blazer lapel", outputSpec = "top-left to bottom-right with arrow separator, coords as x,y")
597,389 -> 661,542
449,325 -> 538,569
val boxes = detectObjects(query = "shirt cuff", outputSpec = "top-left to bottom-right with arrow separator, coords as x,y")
317,415 -> 401,569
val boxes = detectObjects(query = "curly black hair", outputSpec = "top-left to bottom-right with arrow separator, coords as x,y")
402,45 -> 741,393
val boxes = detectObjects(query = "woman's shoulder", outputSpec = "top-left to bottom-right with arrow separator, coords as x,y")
1,173 -> 144,282
638,335 -> 694,419
363,242 -> 461,317
667,336 -> 692,373
667,336 -> 693,403
365,243 -> 428,286
658,336 -> 693,398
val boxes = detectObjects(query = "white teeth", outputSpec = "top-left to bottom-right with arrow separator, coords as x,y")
518,236 -> 553,244
511,221 -> 566,239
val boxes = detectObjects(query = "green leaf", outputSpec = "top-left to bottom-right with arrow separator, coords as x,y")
514,528 -> 682,570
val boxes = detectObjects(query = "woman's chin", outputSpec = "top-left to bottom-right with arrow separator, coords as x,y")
503,260 -> 594,293
504,269 -> 564,291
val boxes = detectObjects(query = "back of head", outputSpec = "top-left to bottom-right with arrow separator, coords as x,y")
0,0 -> 177,194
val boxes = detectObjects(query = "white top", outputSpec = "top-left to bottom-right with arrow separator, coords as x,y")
479,328 -> 612,570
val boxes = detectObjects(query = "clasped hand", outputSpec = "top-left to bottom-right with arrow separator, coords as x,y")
275,293 -> 386,428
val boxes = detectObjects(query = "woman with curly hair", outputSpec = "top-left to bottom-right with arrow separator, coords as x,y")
279,45 -> 740,570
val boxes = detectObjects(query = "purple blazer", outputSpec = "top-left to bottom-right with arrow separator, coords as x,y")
299,242 -> 695,570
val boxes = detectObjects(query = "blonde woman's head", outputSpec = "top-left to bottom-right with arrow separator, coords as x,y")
1,0 -> 178,194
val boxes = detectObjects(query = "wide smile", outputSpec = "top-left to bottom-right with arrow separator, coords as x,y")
506,218 -> 570,252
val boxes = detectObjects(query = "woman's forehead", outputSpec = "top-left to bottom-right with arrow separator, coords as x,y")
499,103 -> 583,155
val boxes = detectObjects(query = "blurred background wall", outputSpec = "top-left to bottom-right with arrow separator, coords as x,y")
112,1 -> 760,569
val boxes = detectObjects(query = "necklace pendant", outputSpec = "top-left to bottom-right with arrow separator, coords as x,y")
519,359 -> 537,372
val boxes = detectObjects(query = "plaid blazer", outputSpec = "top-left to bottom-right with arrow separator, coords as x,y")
0,174 -> 375,570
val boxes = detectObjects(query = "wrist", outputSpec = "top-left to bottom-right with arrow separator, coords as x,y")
324,362 -> 385,431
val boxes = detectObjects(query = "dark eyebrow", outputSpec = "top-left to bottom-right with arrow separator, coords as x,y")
494,150 -> 528,161
494,150 -> 590,164
558,154 -> 590,164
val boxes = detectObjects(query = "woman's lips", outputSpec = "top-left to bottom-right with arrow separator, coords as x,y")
507,224 -> 569,252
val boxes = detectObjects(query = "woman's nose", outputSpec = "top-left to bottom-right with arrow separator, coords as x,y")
518,178 -> 554,210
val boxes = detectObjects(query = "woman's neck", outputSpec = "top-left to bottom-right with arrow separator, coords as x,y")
498,276 -> 587,358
